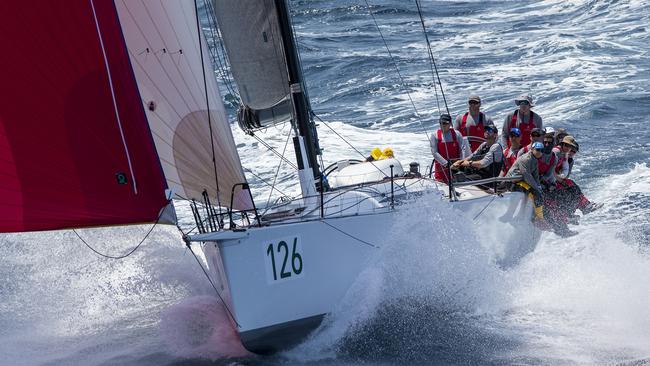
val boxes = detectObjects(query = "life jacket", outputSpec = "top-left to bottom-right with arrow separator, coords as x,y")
508,110 -> 536,147
460,112 -> 485,152
553,147 -> 565,174
502,145 -> 522,174
513,144 -> 531,160
434,129 -> 461,184
537,152 -> 556,176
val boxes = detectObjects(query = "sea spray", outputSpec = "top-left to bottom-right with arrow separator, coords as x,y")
502,164 -> 650,362
287,193 -> 509,362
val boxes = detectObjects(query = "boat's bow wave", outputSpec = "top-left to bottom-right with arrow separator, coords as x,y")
285,194 -> 507,361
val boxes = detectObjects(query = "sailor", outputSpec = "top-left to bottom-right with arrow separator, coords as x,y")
517,127 -> 545,157
554,128 -> 569,147
553,136 -> 602,215
553,135 -> 573,182
431,114 -> 469,184
538,132 -> 558,189
506,141 -> 547,226
502,127 -> 523,175
454,95 -> 495,153
453,125 -> 503,180
501,94 -> 543,148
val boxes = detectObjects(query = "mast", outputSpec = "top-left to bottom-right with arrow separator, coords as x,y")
274,0 -> 323,195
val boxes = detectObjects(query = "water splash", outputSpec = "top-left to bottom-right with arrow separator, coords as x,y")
285,164 -> 650,364
286,194 -> 508,362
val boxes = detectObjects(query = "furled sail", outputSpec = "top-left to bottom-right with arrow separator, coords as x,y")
0,1 -> 251,233
114,1 -> 252,211
212,0 -> 293,130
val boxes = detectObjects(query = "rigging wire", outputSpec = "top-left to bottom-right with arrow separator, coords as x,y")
320,220 -> 380,248
264,125 -> 294,210
202,0 -> 240,99
363,0 -> 432,146
250,133 -> 299,170
193,0 -> 223,222
243,168 -> 290,198
414,0 -> 450,117
183,238 -> 241,328
312,113 -> 391,178
413,0 -> 454,183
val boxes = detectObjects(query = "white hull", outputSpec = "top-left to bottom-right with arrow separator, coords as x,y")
192,176 -> 538,353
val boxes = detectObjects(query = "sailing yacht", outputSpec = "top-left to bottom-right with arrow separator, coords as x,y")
0,0 -> 538,355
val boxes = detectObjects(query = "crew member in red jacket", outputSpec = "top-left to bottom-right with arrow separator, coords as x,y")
454,95 -> 495,153
431,114 -> 468,184
501,94 -> 543,148
502,127 -> 523,175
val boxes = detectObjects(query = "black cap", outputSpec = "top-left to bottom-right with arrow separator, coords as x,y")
485,125 -> 498,134
439,114 -> 452,124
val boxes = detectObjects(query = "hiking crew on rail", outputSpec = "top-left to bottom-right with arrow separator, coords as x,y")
430,93 -> 600,236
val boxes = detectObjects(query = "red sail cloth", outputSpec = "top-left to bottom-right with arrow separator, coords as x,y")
0,1 -> 168,232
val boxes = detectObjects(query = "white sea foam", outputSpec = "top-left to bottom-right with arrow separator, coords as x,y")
285,193 -> 507,361
283,164 -> 650,363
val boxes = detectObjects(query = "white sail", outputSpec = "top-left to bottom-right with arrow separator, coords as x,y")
115,0 -> 252,210
212,0 -> 293,129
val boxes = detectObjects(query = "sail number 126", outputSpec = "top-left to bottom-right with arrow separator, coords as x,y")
265,237 -> 303,282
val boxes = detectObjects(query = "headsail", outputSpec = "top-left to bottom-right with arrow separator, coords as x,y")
0,1 -> 251,233
115,0 -> 252,211
212,0 -> 293,131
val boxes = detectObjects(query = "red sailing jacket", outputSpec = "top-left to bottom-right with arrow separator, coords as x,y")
460,112 -> 485,152
553,146 -> 566,174
434,129 -> 461,183
502,146 -> 522,174
508,110 -> 536,147
537,152 -> 556,176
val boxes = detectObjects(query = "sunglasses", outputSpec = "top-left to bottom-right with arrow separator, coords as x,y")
543,141 -> 553,145
517,100 -> 530,106
570,149 -> 577,153
531,133 -> 541,137
469,101 -> 480,105
510,133 -> 521,137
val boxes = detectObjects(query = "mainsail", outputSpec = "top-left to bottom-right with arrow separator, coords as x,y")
0,1 -> 250,233
212,0 -> 293,130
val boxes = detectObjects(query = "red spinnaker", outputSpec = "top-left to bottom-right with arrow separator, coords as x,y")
0,1 -> 168,232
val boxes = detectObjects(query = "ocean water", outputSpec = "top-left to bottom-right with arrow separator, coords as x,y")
2,0 -> 650,365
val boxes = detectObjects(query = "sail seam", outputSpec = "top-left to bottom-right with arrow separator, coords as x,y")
89,0 -> 138,195
121,2 -> 203,118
